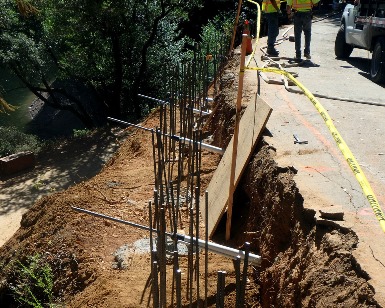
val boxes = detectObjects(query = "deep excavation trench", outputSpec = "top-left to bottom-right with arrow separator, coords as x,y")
206,78 -> 380,306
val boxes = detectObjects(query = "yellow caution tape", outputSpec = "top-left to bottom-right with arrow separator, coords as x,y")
247,66 -> 385,233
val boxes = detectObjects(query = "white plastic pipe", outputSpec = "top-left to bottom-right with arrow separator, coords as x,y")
179,235 -> 261,265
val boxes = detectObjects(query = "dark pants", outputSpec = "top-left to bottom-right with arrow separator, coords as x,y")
266,12 -> 279,50
293,11 -> 312,57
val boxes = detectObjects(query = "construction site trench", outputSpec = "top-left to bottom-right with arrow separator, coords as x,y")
0,52 -> 381,307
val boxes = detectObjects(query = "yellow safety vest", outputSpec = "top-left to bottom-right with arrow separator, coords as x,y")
262,0 -> 280,13
290,0 -> 316,11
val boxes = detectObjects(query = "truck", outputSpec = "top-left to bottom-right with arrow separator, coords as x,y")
334,0 -> 385,83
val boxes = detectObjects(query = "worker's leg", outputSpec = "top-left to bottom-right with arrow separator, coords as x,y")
293,13 -> 303,58
303,13 -> 312,56
266,12 -> 279,54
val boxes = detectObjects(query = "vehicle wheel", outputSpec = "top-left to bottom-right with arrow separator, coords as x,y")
335,23 -> 353,58
370,38 -> 385,84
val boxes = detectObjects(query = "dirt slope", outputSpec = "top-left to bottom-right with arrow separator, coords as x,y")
0,54 -> 381,307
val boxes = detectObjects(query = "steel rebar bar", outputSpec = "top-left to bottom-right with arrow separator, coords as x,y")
107,117 -> 223,154
240,242 -> 250,307
234,256 -> 242,308
216,271 -> 226,308
152,260 -> 159,308
176,269 -> 182,308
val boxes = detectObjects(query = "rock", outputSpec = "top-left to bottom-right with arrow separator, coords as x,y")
0,151 -> 35,177
319,209 -> 344,221
112,244 -> 133,269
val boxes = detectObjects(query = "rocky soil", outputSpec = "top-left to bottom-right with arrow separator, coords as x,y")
0,53 -> 380,307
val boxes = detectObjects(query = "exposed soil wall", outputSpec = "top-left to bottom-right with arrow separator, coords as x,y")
240,144 -> 377,307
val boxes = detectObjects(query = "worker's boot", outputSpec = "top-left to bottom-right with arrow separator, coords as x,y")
267,47 -> 279,57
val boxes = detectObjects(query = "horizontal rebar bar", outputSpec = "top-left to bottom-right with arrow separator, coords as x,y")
138,94 -> 212,115
71,206 -> 261,265
107,117 -> 224,154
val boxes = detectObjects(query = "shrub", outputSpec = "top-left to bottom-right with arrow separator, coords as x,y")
0,126 -> 41,157
73,128 -> 91,138
9,254 -> 54,307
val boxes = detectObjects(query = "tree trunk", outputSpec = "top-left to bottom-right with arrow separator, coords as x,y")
131,4 -> 171,119
108,31 -> 123,118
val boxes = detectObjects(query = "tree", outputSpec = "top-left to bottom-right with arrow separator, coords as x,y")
0,0 -> 99,127
0,0 -> 203,128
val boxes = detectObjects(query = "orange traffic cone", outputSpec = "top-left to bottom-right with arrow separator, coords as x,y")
243,20 -> 253,55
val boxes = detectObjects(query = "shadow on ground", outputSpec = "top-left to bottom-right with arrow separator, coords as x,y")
0,128 -> 128,216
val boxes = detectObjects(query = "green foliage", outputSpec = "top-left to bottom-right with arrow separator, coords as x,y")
200,13 -> 234,56
0,0 -> 234,124
195,13 -> 234,85
9,254 -> 54,308
0,126 -> 41,157
73,128 -> 91,138
38,0 -> 204,118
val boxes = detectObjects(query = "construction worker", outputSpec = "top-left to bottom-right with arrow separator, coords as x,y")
262,0 -> 281,56
286,0 -> 320,61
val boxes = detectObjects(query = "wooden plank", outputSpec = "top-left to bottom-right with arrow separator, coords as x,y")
202,94 -> 272,238
226,33 -> 248,240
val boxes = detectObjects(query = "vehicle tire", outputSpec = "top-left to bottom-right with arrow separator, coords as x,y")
335,23 -> 353,58
370,38 -> 385,84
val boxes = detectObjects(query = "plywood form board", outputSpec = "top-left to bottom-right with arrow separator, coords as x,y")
202,94 -> 272,238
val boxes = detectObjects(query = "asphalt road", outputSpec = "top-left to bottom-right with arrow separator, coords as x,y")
247,12 -> 385,305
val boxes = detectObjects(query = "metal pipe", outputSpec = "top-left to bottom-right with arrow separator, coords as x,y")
153,190 -> 159,231
152,260 -> 159,308
240,242 -> 250,307
234,256 -> 241,308
216,271 -> 221,308
176,269 -> 182,308
194,187 -> 200,304
107,117 -> 224,154
169,182 -> 177,243
172,250 -> 179,307
156,129 -> 165,206
216,271 -> 226,308
188,206 -> 194,307
138,93 -> 212,115
149,201 -> 154,265
180,235 -> 260,265
151,131 -> 158,191
71,206 -> 262,265
108,117 -> 154,132
220,271 -> 227,307
204,191 -> 209,308
159,207 -> 167,308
